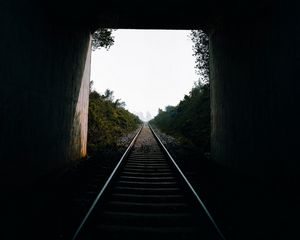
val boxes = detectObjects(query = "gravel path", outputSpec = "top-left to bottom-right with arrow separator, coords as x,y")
131,124 -> 161,153
116,126 -> 141,149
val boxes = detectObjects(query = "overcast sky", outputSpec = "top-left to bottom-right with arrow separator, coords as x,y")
91,29 -> 198,121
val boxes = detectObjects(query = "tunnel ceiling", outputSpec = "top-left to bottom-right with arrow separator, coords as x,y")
44,0 -> 272,31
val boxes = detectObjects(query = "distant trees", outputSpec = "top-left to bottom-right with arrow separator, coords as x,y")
88,84 -> 141,156
150,83 -> 210,153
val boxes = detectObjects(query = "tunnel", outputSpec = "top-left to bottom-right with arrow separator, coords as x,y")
0,0 -> 299,239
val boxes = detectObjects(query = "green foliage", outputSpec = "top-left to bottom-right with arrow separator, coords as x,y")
150,82 -> 210,154
88,85 -> 141,156
190,30 -> 209,84
91,28 -> 115,51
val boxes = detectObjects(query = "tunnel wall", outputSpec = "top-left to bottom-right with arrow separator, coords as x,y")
69,38 -> 91,161
0,2 -> 91,187
210,3 -> 300,185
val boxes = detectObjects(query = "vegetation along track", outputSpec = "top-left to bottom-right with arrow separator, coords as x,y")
72,124 -> 225,240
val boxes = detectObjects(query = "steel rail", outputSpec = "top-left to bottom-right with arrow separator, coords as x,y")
72,125 -> 143,240
148,124 -> 226,240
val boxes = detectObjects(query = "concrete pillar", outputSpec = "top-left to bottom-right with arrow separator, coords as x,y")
210,3 -> 300,185
0,1 -> 91,187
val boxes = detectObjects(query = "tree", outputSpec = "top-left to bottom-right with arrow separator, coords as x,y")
114,99 -> 126,108
165,106 -> 175,112
103,89 -> 114,101
89,80 -> 94,93
190,30 -> 209,84
92,28 -> 115,51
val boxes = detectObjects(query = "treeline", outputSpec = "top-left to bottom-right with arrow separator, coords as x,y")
150,82 -> 210,154
88,86 -> 141,156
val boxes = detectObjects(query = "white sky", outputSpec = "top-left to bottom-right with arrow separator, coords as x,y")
91,29 -> 198,121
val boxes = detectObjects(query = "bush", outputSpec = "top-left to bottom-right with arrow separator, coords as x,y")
150,83 -> 210,154
88,88 -> 141,157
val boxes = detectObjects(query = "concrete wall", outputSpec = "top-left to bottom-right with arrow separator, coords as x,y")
69,38 -> 91,161
210,3 -> 300,184
0,2 -> 91,187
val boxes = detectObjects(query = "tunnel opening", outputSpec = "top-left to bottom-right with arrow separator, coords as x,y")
88,29 -> 208,156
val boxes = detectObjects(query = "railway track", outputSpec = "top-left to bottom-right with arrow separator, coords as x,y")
72,124 -> 225,240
